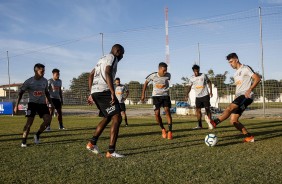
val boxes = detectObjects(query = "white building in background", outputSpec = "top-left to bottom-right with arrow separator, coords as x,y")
0,83 -> 22,97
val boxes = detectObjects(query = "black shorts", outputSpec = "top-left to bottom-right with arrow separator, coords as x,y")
195,95 -> 211,108
119,103 -> 126,112
26,102 -> 50,118
51,98 -> 62,110
232,95 -> 253,115
91,91 -> 121,118
153,96 -> 171,110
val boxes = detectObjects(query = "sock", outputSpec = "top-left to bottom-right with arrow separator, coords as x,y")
59,122 -> 63,127
90,136 -> 98,145
160,124 -> 165,130
36,131 -> 41,137
214,118 -> 221,125
244,133 -> 252,137
168,124 -> 172,132
108,145 -> 115,154
198,120 -> 202,127
22,138 -> 27,144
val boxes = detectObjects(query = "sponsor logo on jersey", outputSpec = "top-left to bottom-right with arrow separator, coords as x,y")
33,91 -> 43,97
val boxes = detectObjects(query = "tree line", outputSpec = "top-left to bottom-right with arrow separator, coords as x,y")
65,71 -> 282,105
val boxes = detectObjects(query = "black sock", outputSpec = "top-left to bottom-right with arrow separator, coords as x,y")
244,133 -> 252,137
90,136 -> 98,145
160,124 -> 165,130
198,120 -> 202,127
108,145 -> 115,154
22,138 -> 27,144
59,122 -> 63,127
168,124 -> 172,132
214,118 -> 221,125
36,131 -> 41,137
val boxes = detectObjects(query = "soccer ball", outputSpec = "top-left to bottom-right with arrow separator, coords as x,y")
205,134 -> 218,147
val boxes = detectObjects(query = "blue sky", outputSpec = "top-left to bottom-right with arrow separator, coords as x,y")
0,0 -> 282,89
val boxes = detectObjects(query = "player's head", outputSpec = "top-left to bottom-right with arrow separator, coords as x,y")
34,63 -> 45,78
52,68 -> 60,80
192,64 -> 200,76
111,44 -> 124,61
226,53 -> 240,69
158,62 -> 168,76
115,77 -> 120,86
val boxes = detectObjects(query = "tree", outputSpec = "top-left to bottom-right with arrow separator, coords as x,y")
69,72 -> 90,105
264,79 -> 280,102
127,81 -> 143,104
170,83 -> 185,101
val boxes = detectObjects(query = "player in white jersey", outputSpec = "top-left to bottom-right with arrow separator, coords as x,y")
141,62 -> 173,140
186,64 -> 213,129
205,53 -> 261,142
115,78 -> 129,126
86,44 -> 125,158
14,63 -> 54,147
46,68 -> 65,131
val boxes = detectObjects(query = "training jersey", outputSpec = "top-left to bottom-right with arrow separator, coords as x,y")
234,64 -> 255,98
115,84 -> 128,103
20,77 -> 48,104
48,78 -> 62,99
91,54 -> 118,93
146,72 -> 171,97
187,73 -> 210,98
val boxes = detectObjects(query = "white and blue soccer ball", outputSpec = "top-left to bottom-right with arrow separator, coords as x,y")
205,133 -> 218,147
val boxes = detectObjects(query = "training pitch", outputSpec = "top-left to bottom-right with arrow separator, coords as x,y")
0,115 -> 281,184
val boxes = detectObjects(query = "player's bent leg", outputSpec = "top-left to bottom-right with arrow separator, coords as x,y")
230,114 -> 254,142
34,114 -> 51,144
164,107 -> 173,139
21,117 -> 35,147
57,108 -> 65,129
194,108 -> 202,129
155,109 -> 166,138
106,113 -> 125,158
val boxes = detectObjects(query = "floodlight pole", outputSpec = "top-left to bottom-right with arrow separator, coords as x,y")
198,42 -> 201,67
259,7 -> 266,118
100,33 -> 104,56
6,51 -> 11,100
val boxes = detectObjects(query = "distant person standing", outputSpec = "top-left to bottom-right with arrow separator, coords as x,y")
14,63 -> 53,147
46,68 -> 65,131
115,78 -> 129,126
205,53 -> 261,142
86,44 -> 125,158
141,62 -> 173,140
185,64 -> 213,129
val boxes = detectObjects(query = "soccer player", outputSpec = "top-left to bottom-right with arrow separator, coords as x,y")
115,78 -> 129,126
205,53 -> 261,142
86,44 -> 125,158
141,62 -> 173,139
14,63 -> 53,147
185,64 -> 213,129
46,68 -> 65,131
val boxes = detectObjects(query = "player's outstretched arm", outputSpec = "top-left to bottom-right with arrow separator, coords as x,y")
141,80 -> 149,102
14,90 -> 24,114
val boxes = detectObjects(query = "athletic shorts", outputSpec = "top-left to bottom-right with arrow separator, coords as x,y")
91,91 -> 121,118
153,96 -> 171,110
26,102 -> 50,118
119,103 -> 126,112
231,95 -> 253,115
50,98 -> 62,110
195,95 -> 211,108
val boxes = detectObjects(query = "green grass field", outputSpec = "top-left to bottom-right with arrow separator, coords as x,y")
0,115 -> 281,184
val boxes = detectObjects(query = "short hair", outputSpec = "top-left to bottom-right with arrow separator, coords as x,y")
34,63 -> 45,71
112,44 -> 124,52
115,77 -> 120,81
159,62 -> 168,68
52,68 -> 60,73
192,64 -> 200,70
226,53 -> 239,60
